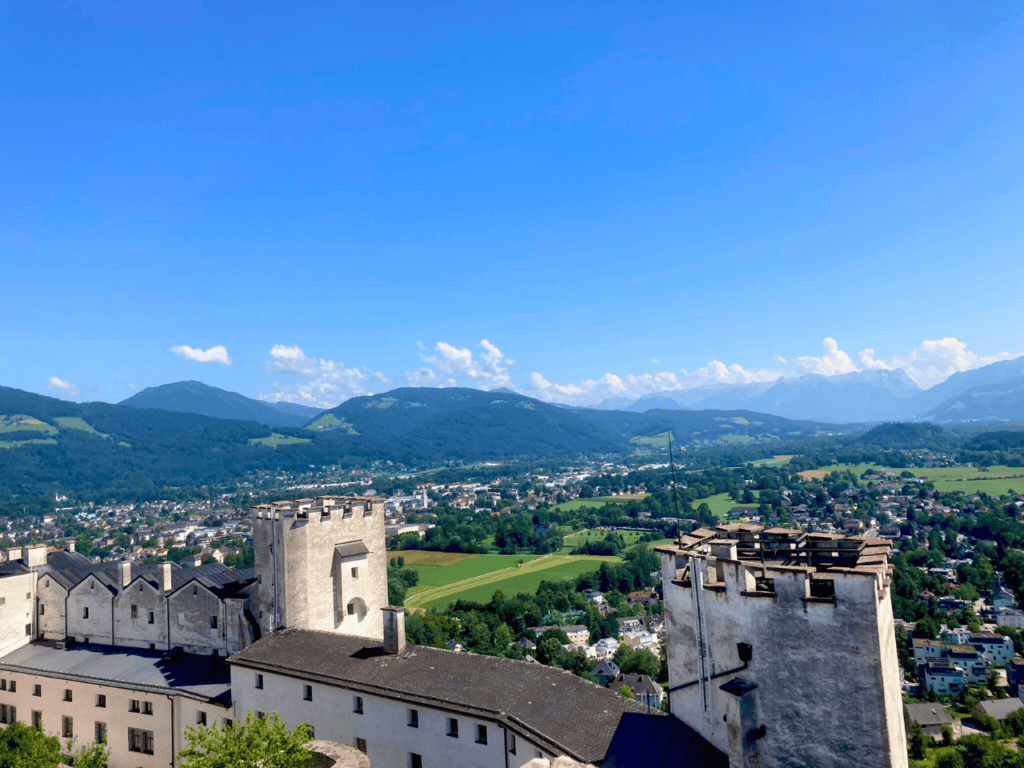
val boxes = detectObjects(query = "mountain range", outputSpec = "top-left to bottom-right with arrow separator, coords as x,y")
121,381 -> 323,428
600,356 -> 1024,423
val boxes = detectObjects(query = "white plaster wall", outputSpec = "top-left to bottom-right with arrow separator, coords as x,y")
37,576 -> 67,640
232,667 -> 551,768
67,576 -> 115,645
662,554 -> 906,768
168,583 -> 227,654
0,668 -> 226,768
0,573 -> 34,655
113,579 -> 168,650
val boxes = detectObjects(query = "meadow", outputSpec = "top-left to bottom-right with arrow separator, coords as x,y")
54,416 -> 109,438
549,494 -> 648,513
249,433 -> 312,447
407,554 -> 618,610
798,463 -> 1024,496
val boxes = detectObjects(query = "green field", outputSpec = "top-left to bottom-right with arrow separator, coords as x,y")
561,528 -> 646,551
407,554 -> 543,589
54,416 -> 109,438
305,413 -> 359,434
801,462 -> 1024,496
249,433 -> 313,447
721,434 -> 755,443
387,551 -> 480,567
550,495 -> 647,513
631,432 -> 673,447
405,554 -> 618,610
697,491 -> 759,519
0,415 -> 58,436
0,437 -> 58,449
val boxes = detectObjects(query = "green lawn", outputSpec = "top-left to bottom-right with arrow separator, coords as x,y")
550,495 -> 646,513
0,438 -> 58,449
412,555 -> 618,610
800,462 -> 1024,496
696,492 -> 759,520
305,413 -> 359,434
249,433 -> 313,447
54,416 -> 109,438
560,528 -> 646,552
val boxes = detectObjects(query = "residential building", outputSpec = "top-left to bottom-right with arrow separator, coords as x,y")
590,659 -> 620,686
905,703 -> 960,740
969,633 -> 1014,665
920,659 -> 965,696
607,673 -> 665,709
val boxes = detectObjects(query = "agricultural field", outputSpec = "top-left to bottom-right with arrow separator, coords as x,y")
248,433 -> 312,447
0,415 -> 57,435
404,554 -> 543,589
751,455 -> 794,467
0,437 -> 57,449
54,416 -> 109,438
798,462 -> 1024,496
386,551 -> 479,567
560,528 -> 646,551
696,491 -> 758,519
631,432 -> 673,447
404,554 -> 618,610
721,434 -> 755,443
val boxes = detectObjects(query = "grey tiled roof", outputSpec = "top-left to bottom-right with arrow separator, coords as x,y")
0,641 -> 231,704
228,628 -> 649,763
905,703 -> 954,728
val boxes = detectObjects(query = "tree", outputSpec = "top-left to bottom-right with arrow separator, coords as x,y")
65,739 -> 110,768
0,722 -> 62,767
908,720 -> 926,761
179,711 -> 313,768
935,751 -> 965,768
616,684 -> 635,700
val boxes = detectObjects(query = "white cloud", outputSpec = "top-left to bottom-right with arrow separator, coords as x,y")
789,337 -> 859,376
858,338 -> 1019,388
651,358 -> 660,365
414,339 -> 513,389
259,345 -> 389,408
47,377 -> 80,397
170,344 -> 233,365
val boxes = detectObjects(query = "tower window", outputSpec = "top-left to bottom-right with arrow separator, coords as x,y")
210,616 -> 218,629
351,567 -> 358,578
131,605 -> 137,619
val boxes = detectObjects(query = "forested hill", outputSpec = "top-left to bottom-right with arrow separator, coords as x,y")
120,381 -> 313,428
1,384 -> 828,506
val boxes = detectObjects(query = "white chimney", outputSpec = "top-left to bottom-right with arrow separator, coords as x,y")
120,560 -> 131,588
160,561 -> 172,593
382,606 -> 406,655
65,539 -> 76,553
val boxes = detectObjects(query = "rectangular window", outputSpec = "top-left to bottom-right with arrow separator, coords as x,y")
355,738 -> 367,754
128,727 -> 154,754
131,605 -> 137,619
408,709 -> 418,728
1,680 -> 6,691
447,718 -> 459,738
32,711 -> 42,730
82,607 -> 89,619
95,721 -> 106,743
196,711 -> 207,726
0,705 -> 12,724
63,689 -> 72,702
9,681 -> 15,693
210,616 -> 218,629
353,696 -> 363,714
96,694 -> 105,708
256,711 -> 265,719
148,612 -> 154,624
255,674 -> 264,689
509,733 -> 517,754
351,567 -> 358,578
38,604 -> 44,615
410,754 -> 423,768
143,701 -> 153,716
0,596 -> 5,604
223,718 -> 233,728
476,724 -> 487,745
303,685 -> 312,702
33,685 -> 41,697
62,716 -> 73,738
129,699 -> 140,713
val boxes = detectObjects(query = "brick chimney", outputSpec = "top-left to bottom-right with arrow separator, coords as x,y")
120,560 -> 131,588
382,606 -> 406,655
160,561 -> 172,593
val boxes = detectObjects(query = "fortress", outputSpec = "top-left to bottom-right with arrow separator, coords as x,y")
0,500 -> 908,768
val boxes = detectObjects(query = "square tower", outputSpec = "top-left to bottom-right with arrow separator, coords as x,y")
657,525 -> 907,768
252,496 -> 388,642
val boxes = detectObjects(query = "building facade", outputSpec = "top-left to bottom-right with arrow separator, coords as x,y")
657,525 -> 908,768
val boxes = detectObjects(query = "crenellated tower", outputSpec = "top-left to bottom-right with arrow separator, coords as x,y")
656,524 -> 907,768
252,496 -> 388,642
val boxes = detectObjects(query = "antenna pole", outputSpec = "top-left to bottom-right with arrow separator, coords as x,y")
668,431 -> 680,518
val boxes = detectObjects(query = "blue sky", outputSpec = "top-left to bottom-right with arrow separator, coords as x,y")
3,2 -> 1023,407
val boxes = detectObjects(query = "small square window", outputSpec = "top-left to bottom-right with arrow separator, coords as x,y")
63,689 -> 73,702
143,701 -> 153,716
303,685 -> 312,702
408,708 -> 418,728
223,718 -> 233,728
129,699 -> 140,713
196,711 -> 207,726
447,718 -> 459,738
255,674 -> 264,689
355,738 -> 367,754
256,711 -> 265,719
353,696 -> 363,714
410,754 -> 423,768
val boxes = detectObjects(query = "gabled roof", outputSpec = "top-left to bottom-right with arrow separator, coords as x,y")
905,703 -> 954,728
228,628 -> 647,764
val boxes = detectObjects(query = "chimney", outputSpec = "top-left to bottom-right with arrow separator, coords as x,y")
65,539 -> 76,553
21,545 -> 47,569
382,606 -> 406,655
120,560 -> 131,588
160,561 -> 172,593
